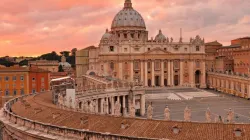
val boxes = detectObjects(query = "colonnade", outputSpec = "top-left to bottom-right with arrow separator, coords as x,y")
208,73 -> 250,98
77,93 -> 146,117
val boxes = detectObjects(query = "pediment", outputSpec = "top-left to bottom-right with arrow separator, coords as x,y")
144,47 -> 171,55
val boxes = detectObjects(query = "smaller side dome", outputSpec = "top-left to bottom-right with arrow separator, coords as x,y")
101,29 -> 112,40
155,30 -> 167,41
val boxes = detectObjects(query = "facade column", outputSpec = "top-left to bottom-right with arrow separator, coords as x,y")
119,62 -> 123,80
180,60 -> 183,86
167,61 -> 171,86
170,60 -> 174,86
161,60 -> 164,87
144,61 -> 148,86
140,61 -> 144,83
189,60 -> 194,87
152,60 -> 155,87
130,61 -> 134,82
104,62 -> 109,76
140,94 -> 145,116
200,60 -> 206,88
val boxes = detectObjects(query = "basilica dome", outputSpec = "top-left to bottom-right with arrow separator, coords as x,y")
155,30 -> 167,41
111,0 -> 146,31
101,29 -> 112,40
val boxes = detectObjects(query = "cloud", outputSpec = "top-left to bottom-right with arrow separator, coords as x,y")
0,0 -> 250,56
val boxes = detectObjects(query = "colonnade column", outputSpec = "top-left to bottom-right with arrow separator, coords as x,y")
130,61 -> 134,82
189,60 -> 194,87
144,61 -> 148,86
111,96 -> 114,115
119,62 -> 123,80
140,94 -> 145,116
167,61 -> 171,86
248,84 -> 250,98
180,60 -> 183,86
152,61 -> 155,87
161,61 -> 164,87
100,98 -> 104,114
123,95 -> 126,115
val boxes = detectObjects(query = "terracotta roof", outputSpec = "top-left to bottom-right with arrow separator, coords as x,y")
232,37 -> 250,41
11,91 -> 250,140
205,41 -> 222,46
222,44 -> 241,48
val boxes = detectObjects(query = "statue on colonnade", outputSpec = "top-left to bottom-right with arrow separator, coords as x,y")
147,102 -> 153,119
114,101 -> 121,117
184,106 -> 191,122
227,108 -> 234,123
205,107 -> 212,122
164,106 -> 170,121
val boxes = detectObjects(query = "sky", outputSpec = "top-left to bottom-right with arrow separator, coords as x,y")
0,0 -> 250,57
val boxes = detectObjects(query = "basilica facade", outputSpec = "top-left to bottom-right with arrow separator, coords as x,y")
77,0 -> 206,88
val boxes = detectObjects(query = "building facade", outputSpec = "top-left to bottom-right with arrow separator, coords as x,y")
76,0 -> 206,88
0,66 -> 50,97
28,59 -> 59,72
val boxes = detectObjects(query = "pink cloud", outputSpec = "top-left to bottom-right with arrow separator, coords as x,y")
0,0 -> 250,56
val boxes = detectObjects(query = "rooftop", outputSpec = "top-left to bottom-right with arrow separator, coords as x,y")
205,41 -> 222,46
10,91 -> 250,140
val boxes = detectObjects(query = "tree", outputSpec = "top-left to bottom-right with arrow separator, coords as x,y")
58,65 -> 64,72
60,51 -> 70,57
71,48 -> 77,56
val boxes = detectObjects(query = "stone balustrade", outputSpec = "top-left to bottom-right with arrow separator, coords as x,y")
1,93 -> 155,140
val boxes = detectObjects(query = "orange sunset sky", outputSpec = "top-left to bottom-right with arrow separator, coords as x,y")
0,0 -> 250,57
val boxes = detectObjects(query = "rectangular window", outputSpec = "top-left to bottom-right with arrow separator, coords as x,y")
12,76 -> 16,81
124,48 -> 128,52
20,76 -> 24,81
13,84 -> 16,88
148,48 -> 151,51
32,89 -> 36,93
134,61 -> 140,70
41,89 -> 45,92
5,76 -> 9,81
124,34 -> 127,39
21,89 -> 25,95
134,48 -> 139,51
109,46 -> 114,52
196,46 -> 200,51
0,77 -> 2,81
164,62 -> 167,69
5,84 -> 9,88
185,48 -> 187,51
32,77 -> 36,81
155,61 -> 161,70
5,90 -> 9,96
147,62 -> 151,69
41,77 -> 44,82
13,90 -> 17,96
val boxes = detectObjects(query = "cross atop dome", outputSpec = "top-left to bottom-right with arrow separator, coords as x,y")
124,0 -> 133,9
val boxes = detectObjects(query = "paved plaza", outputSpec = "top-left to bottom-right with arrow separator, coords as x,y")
145,88 -> 250,123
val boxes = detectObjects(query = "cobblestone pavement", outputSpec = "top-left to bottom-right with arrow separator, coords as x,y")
145,88 -> 250,123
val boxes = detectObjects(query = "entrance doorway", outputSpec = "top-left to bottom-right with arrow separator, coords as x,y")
174,75 -> 179,86
195,70 -> 201,88
164,79 -> 168,86
155,76 -> 160,87
148,79 -> 152,87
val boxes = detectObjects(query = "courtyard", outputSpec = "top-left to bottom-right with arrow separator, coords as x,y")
145,88 -> 250,123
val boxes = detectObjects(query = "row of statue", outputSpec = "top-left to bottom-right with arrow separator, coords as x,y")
147,103 -> 235,123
